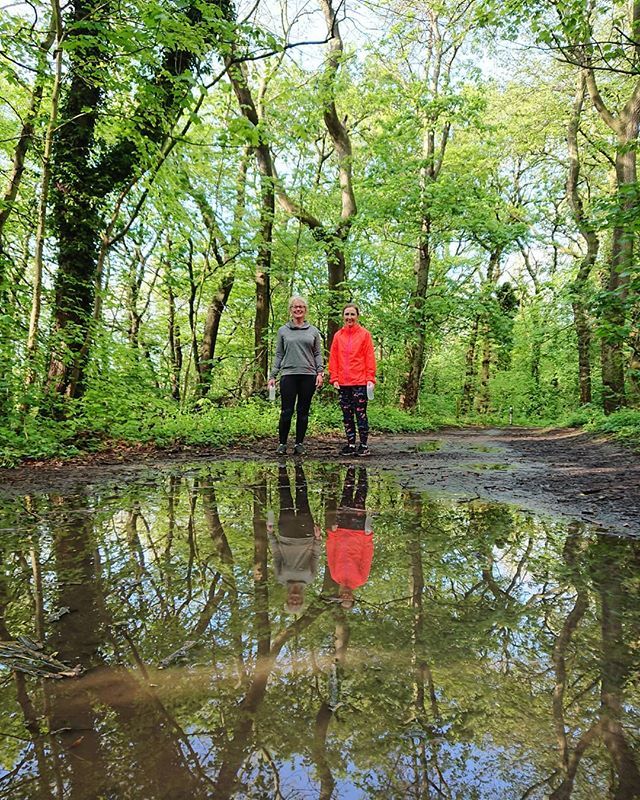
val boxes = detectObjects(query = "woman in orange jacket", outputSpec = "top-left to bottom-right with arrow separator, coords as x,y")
328,304 -> 376,456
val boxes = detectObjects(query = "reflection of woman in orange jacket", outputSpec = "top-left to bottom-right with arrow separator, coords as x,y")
328,304 -> 376,457
327,467 -> 373,608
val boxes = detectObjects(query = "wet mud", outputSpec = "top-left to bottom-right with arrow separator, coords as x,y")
1,427 -> 638,536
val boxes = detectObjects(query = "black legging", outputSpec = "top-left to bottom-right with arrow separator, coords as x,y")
278,463 -> 314,537
279,374 -> 316,445
337,465 -> 368,530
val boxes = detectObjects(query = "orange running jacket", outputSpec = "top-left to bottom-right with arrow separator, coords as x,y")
326,528 -> 374,590
328,324 -> 376,386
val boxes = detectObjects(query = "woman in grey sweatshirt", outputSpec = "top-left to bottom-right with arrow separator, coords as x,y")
267,296 -> 324,455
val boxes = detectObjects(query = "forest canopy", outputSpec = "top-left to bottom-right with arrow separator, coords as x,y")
1,0 -> 639,463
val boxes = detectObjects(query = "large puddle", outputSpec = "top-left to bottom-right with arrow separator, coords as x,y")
0,460 -> 638,799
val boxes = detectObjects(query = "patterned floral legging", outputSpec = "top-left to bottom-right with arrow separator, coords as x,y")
338,386 -> 368,445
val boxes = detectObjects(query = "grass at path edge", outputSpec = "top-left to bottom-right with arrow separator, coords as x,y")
1,401 -> 638,468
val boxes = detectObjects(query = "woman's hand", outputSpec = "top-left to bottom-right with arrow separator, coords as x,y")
267,378 -> 276,388
315,373 -> 324,389
333,380 -> 340,390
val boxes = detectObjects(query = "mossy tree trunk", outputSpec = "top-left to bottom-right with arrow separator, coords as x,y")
45,0 -> 233,405
566,71 -> 599,406
583,70 -> 640,412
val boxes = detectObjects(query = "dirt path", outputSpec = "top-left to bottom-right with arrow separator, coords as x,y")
364,427 -> 640,537
1,427 -> 638,536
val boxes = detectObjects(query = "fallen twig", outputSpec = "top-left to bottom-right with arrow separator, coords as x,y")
0,640 -> 83,679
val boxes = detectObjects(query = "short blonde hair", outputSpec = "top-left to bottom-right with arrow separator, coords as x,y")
288,295 -> 308,312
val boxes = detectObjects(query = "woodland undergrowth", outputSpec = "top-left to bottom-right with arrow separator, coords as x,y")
1,395 -> 638,468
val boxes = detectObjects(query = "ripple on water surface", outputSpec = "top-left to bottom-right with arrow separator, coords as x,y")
0,460 -> 636,800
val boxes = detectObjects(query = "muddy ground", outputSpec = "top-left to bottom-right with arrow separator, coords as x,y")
1,427 -> 638,537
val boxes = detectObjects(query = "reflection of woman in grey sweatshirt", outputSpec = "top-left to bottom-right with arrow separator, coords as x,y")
267,463 -> 321,614
267,296 -> 324,456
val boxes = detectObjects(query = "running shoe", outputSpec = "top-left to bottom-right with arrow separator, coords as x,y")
276,444 -> 287,455
293,443 -> 305,455
357,444 -> 370,457
340,444 -> 357,456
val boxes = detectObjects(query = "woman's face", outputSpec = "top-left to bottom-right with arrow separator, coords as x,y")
290,301 -> 307,323
287,582 -> 304,607
339,587 -> 354,609
343,306 -> 358,327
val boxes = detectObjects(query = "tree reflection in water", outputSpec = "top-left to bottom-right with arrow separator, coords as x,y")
0,461 -> 638,799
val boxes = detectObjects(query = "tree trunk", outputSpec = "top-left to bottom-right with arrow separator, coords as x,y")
399,19 -> 452,410
225,63 -> 278,392
126,248 -> 145,349
567,71 -> 599,405
228,0 -> 356,355
186,238 -> 200,384
476,248 -> 501,415
168,302 -> 182,402
460,315 -> 480,415
0,21 -> 56,249
45,0 -> 104,401
165,250 -> 182,402
45,0 -> 232,403
400,236 -> 430,410
476,336 -> 492,415
318,0 -> 357,346
192,153 -> 248,397
199,274 -> 235,396
601,143 -> 633,413
531,325 -> 541,390
574,300 -> 593,404
326,238 -> 347,347
252,178 -> 274,393
583,70 -> 639,412
24,12 -> 64,390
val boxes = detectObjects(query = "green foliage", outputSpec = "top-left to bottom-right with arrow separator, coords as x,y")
0,413 -> 87,467
1,0 -> 639,466
146,401 -> 279,447
563,407 -> 640,443
310,399 -> 441,435
0,399 -> 442,466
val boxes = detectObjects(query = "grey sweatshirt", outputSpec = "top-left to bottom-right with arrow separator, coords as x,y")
269,321 -> 324,379
268,533 -> 321,585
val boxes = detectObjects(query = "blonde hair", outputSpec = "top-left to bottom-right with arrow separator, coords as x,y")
288,295 -> 308,312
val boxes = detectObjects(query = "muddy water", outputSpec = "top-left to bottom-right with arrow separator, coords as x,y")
0,460 -> 638,799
